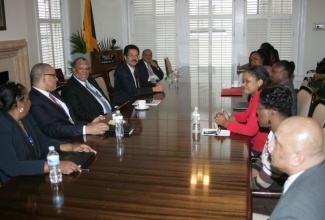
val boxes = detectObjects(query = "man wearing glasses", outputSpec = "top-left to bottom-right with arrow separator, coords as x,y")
114,44 -> 165,105
29,63 -> 108,140
61,57 -> 113,122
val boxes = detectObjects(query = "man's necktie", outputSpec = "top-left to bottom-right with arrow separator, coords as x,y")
133,69 -> 140,88
49,93 -> 74,124
85,82 -> 111,113
147,65 -> 157,84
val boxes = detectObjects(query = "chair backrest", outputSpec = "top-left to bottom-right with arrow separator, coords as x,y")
297,86 -> 315,117
164,57 -> 173,77
91,73 -> 111,101
107,66 -> 117,88
311,99 -> 325,128
55,68 -> 66,83
55,84 -> 65,95
300,77 -> 310,87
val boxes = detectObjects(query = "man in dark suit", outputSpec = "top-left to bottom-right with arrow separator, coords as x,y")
114,44 -> 165,105
136,49 -> 164,87
268,116 -> 325,220
29,63 -> 108,139
61,57 -> 113,122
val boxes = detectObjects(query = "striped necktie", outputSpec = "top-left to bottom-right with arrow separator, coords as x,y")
85,82 -> 111,113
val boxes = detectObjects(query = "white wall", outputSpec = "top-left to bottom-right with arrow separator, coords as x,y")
303,0 -> 325,74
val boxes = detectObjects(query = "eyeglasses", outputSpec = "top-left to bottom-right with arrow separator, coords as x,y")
44,74 -> 57,78
77,67 -> 90,71
127,54 -> 139,59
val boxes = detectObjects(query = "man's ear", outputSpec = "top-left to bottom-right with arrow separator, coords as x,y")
291,151 -> 304,167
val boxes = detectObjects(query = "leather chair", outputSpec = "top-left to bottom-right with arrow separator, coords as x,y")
311,98 -> 325,128
164,57 -> 173,79
91,72 -> 112,101
55,68 -> 66,86
297,86 -> 315,117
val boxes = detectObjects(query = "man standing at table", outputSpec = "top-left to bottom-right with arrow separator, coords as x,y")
29,63 -> 108,139
136,49 -> 164,87
268,116 -> 325,220
61,57 -> 113,122
114,44 -> 165,105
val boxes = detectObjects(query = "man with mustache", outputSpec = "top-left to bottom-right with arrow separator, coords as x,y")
113,44 -> 165,105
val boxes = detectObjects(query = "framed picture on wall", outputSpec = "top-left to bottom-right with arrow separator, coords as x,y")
0,0 -> 6,30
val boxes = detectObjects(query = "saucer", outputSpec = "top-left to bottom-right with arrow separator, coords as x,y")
135,105 -> 149,110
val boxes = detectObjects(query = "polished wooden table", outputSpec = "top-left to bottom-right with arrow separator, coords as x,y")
0,67 -> 251,219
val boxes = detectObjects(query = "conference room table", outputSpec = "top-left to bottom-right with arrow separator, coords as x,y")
0,66 -> 252,219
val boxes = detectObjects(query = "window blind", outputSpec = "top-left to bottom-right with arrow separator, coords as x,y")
133,0 -> 176,73
246,0 -> 293,61
37,0 -> 65,73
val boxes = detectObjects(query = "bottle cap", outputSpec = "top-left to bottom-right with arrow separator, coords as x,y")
49,146 -> 55,151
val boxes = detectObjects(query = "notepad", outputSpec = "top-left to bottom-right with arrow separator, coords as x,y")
59,151 -> 95,168
105,124 -> 134,136
132,100 -> 161,106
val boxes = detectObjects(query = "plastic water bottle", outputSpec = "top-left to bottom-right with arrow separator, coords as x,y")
114,110 -> 124,137
47,146 -> 62,183
192,107 -> 201,141
116,136 -> 125,162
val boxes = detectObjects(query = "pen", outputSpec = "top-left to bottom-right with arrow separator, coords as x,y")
78,165 -> 90,172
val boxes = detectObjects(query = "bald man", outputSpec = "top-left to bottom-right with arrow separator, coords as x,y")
268,116 -> 325,220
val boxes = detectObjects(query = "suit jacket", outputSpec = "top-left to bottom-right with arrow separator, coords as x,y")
0,112 -> 62,182
61,76 -> 112,122
113,62 -> 154,105
29,87 -> 85,139
136,59 -> 164,87
270,162 -> 325,220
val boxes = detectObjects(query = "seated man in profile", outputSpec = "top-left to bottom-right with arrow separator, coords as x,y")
29,63 -> 109,139
136,49 -> 164,87
113,44 -> 165,105
61,57 -> 113,122
268,116 -> 325,220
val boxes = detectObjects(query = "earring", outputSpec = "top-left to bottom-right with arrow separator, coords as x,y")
19,108 -> 24,113
268,119 -> 271,130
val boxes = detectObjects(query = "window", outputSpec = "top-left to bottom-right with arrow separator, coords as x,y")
246,0 -> 293,60
132,0 -> 176,72
36,0 -> 65,73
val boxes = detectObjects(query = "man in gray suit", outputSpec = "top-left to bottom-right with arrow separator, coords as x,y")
268,116 -> 325,220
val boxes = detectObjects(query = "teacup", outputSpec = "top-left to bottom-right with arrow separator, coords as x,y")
137,111 -> 146,118
137,100 -> 146,109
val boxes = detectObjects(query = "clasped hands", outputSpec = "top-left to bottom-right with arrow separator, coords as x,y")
215,109 -> 229,128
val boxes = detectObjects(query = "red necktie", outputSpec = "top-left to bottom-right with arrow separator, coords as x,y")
49,93 -> 64,111
133,69 -> 139,88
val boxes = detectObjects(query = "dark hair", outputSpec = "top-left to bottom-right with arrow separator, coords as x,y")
256,48 -> 271,66
123,44 -> 140,56
260,85 -> 293,117
245,65 -> 271,91
275,60 -> 296,78
270,48 -> 280,65
71,57 -> 88,68
260,42 -> 274,51
0,82 -> 26,111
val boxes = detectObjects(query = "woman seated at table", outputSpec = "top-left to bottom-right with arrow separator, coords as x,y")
252,85 -> 292,190
0,82 -> 96,183
250,49 -> 272,75
270,60 -> 297,116
215,65 -> 271,155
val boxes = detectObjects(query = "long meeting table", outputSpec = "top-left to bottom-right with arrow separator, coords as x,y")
0,66 -> 252,219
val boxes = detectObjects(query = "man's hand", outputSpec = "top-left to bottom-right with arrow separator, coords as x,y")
86,122 -> 109,135
153,83 -> 165,92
